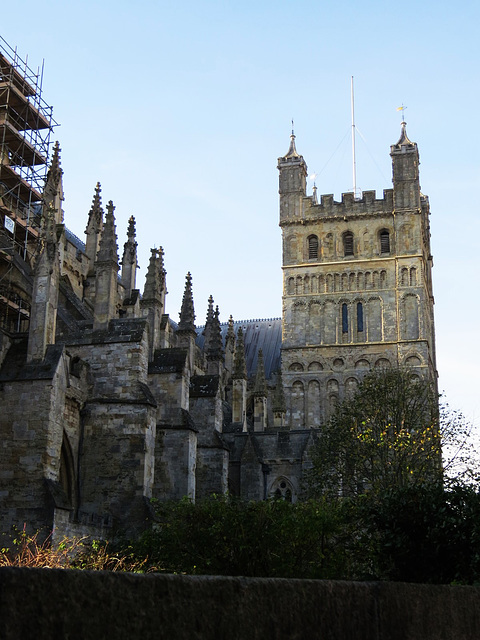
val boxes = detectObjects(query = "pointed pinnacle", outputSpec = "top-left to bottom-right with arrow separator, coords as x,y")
233,326 -> 247,380
273,369 -> 286,413
178,271 -> 196,332
96,200 -> 119,264
254,349 -> 267,397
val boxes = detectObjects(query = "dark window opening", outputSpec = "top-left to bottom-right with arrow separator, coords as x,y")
380,230 -> 390,254
343,232 -> 354,256
308,235 -> 319,259
342,303 -> 348,333
357,302 -> 364,332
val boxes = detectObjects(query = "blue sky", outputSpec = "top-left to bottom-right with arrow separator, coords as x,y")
2,0 -> 479,424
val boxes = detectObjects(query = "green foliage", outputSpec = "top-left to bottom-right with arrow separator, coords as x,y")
134,496 -> 351,579
305,368 -> 462,498
347,483 -> 480,583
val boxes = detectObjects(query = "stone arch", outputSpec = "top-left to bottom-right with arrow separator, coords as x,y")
295,276 -> 303,295
375,358 -> 391,368
410,266 -> 417,286
349,272 -> 356,291
308,361 -> 323,371
323,299 -> 336,343
307,301 -> 321,344
307,380 -> 321,427
367,297 -> 383,342
405,354 -> 422,366
303,275 -> 310,294
59,431 -> 76,509
402,293 -> 420,340
345,377 -> 358,398
326,273 -> 334,293
290,380 -> 305,428
380,270 -> 387,288
288,362 -> 304,372
401,267 -> 408,286
333,358 -> 344,371
287,277 -> 295,295
287,234 -> 298,262
355,358 -> 370,369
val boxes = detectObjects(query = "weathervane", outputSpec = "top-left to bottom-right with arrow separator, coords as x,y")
397,104 -> 407,121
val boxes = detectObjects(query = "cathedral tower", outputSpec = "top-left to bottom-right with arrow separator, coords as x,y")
279,123 -> 437,429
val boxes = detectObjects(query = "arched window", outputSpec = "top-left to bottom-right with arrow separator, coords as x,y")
357,302 -> 364,332
380,230 -> 390,254
308,235 -> 319,259
343,232 -> 354,256
342,303 -> 348,333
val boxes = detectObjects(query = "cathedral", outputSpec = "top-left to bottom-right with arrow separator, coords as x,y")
0,42 -> 436,539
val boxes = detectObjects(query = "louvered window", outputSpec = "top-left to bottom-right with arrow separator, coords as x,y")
380,230 -> 390,254
343,232 -> 354,256
308,235 -> 319,259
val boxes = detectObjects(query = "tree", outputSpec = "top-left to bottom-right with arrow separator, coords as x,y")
306,367 -> 469,498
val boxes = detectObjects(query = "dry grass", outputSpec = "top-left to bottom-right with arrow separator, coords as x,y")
0,526 -> 157,572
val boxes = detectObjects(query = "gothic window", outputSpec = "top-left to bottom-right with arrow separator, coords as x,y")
308,235 -> 319,260
287,277 -> 295,295
357,302 -> 364,332
270,478 -> 295,502
343,232 -> 354,256
380,230 -> 390,254
342,303 -> 348,333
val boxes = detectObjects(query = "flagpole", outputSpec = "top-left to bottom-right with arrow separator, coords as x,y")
351,76 -> 357,199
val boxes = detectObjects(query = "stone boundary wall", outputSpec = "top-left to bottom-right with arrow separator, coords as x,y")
1,568 -> 479,639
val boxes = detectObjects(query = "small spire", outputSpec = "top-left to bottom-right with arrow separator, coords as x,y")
272,369 -> 286,413
46,141 -> 62,190
232,326 -> 247,380
253,349 -> 267,397
177,272 -> 196,333
121,215 -> 137,265
202,295 -> 215,347
225,315 -> 235,352
395,121 -> 414,147
204,303 -> 224,360
284,132 -> 300,159
96,200 -> 119,265
127,215 -> 136,239
312,183 -> 318,205
43,141 -> 64,223
86,182 -> 104,233
143,248 -> 164,301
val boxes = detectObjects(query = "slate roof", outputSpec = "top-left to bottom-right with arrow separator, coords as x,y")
197,317 -> 281,380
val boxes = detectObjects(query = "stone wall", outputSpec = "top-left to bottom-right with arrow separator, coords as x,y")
1,569 -> 479,639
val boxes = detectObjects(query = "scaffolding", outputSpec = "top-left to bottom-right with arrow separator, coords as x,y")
0,36 -> 57,334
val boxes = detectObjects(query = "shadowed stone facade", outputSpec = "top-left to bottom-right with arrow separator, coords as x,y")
0,83 -> 437,537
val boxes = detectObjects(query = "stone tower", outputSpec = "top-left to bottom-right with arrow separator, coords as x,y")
278,123 -> 436,429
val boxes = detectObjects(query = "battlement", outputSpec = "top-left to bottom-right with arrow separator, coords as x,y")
311,189 -> 394,218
